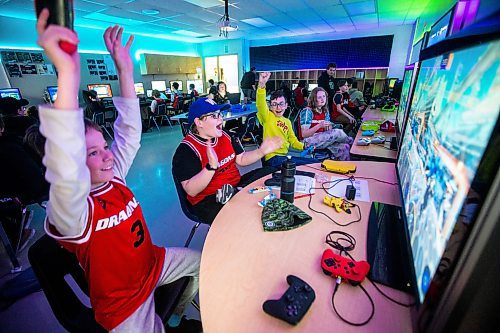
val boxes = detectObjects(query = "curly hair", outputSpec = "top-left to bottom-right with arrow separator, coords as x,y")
307,87 -> 329,114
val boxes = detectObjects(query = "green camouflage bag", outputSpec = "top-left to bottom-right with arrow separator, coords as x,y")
261,199 -> 312,232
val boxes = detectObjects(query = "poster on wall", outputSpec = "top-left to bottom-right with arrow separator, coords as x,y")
36,64 -> 55,75
5,64 -> 21,77
30,53 -> 44,63
1,51 -> 17,63
20,64 -> 37,74
103,55 -> 116,75
16,52 -> 32,62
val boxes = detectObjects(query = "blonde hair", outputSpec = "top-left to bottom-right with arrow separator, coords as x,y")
307,87 -> 329,114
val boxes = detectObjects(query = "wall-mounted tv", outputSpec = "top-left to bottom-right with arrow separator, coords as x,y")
0,88 -> 22,100
87,84 -> 113,98
427,6 -> 455,48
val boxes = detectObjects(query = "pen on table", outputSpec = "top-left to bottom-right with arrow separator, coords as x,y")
294,193 -> 314,199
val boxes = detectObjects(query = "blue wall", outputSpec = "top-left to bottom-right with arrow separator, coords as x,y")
250,35 -> 394,70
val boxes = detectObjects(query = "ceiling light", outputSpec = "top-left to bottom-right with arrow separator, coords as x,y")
217,0 -> 238,38
142,9 -> 160,15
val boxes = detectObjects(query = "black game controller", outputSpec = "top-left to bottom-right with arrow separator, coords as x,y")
263,275 -> 315,325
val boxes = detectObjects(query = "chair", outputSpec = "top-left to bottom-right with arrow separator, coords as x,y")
179,119 -> 190,137
167,96 -> 181,115
157,103 -> 173,128
172,174 -> 208,247
229,114 -> 260,149
0,197 -> 30,273
28,235 -> 190,333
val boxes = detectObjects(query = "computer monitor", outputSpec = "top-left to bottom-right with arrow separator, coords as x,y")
228,92 -> 241,105
87,84 -> 113,98
134,82 -> 145,95
427,6 -> 455,48
169,80 -> 183,91
151,80 -> 167,92
388,78 -> 398,89
47,86 -> 58,103
397,39 -> 500,304
395,67 -> 418,148
409,32 -> 428,65
187,80 -> 203,94
308,83 -> 318,91
0,88 -> 22,100
146,89 -> 153,98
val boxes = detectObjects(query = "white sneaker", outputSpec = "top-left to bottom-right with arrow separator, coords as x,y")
216,184 -> 235,205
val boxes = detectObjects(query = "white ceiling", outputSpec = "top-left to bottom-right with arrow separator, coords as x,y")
0,0 -> 438,43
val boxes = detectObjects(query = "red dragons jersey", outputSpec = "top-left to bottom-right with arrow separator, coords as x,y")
182,132 -> 240,205
47,178 -> 165,330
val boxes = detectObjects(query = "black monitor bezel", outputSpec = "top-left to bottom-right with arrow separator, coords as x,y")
396,20 -> 500,306
427,4 -> 456,48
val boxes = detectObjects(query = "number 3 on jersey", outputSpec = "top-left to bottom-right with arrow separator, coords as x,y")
131,220 -> 145,248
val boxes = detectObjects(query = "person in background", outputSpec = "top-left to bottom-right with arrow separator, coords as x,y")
26,105 -> 40,123
213,81 -> 230,105
298,87 -> 352,160
331,79 -> 356,135
171,82 -> 182,97
189,83 -> 199,99
317,62 -> 337,107
349,79 -> 367,117
208,79 -> 215,92
293,80 -> 309,109
279,81 -> 293,106
36,10 -> 200,332
150,89 -> 164,114
172,98 -> 282,224
240,67 -> 256,104
0,97 -> 36,139
257,72 -> 317,167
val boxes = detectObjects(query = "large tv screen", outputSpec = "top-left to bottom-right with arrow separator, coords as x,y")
87,84 -> 113,98
397,40 -> 500,303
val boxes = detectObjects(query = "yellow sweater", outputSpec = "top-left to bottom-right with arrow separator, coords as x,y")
256,88 -> 304,160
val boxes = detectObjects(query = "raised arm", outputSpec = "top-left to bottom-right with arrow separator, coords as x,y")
103,26 -> 141,179
256,72 -> 272,125
36,9 -> 90,237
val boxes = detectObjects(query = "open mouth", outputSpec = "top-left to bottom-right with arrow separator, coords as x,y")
101,165 -> 113,171
216,123 -> 223,130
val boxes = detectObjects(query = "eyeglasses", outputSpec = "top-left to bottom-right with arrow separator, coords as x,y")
201,111 -> 223,120
270,102 -> 287,108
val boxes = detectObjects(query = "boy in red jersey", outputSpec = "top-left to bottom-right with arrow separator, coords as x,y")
172,98 -> 283,224
36,9 -> 200,332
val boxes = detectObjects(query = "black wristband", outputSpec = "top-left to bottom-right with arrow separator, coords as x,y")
205,163 -> 217,171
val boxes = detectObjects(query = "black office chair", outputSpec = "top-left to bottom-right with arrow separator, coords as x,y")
229,114 -> 260,149
157,103 -> 173,128
172,174 -> 208,247
179,119 -> 190,137
0,197 -> 30,273
28,235 -> 190,333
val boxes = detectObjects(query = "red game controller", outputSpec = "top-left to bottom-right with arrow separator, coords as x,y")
321,249 -> 370,285
59,41 -> 77,54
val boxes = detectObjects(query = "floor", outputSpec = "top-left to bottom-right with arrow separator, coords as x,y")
0,124 -> 259,332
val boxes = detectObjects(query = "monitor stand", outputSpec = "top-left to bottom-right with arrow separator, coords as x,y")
366,202 -> 413,292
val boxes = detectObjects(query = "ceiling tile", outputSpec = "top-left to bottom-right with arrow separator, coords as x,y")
286,9 -> 323,22
305,0 -> 341,6
241,17 -> 275,28
351,13 -> 378,25
344,0 -> 376,16
317,4 -> 349,20
265,0 -> 309,12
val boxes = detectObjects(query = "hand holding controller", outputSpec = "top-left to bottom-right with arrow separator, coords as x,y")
35,0 -> 78,54
263,275 -> 316,325
321,249 -> 370,285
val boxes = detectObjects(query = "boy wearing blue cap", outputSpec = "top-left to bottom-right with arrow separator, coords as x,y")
172,98 -> 282,223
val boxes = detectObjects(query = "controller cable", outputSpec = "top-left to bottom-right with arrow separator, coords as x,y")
325,231 -> 375,326
307,176 -> 362,227
325,231 -> 414,327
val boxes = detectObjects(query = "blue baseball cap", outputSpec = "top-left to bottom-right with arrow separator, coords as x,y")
188,97 -> 231,125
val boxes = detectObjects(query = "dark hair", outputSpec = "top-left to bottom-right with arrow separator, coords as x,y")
298,80 -> 307,88
250,67 -> 256,71
208,79 -> 215,85
270,90 -> 287,103
352,81 -> 359,89
0,116 -> 4,133
327,63 -> 337,70
24,124 -> 46,158
27,105 -> 39,120
346,78 -> 353,85
152,89 -> 161,98
217,81 -> 227,91
337,79 -> 347,87
209,86 -> 217,95
84,118 -> 103,134
189,83 -> 195,89
172,82 -> 179,89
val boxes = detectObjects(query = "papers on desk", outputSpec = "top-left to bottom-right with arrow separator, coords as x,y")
326,176 -> 370,202
295,176 -> 315,194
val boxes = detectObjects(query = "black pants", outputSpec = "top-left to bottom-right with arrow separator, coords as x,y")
190,166 -> 278,224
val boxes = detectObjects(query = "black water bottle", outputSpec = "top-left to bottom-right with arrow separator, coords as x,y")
280,156 -> 296,203
35,0 -> 77,54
